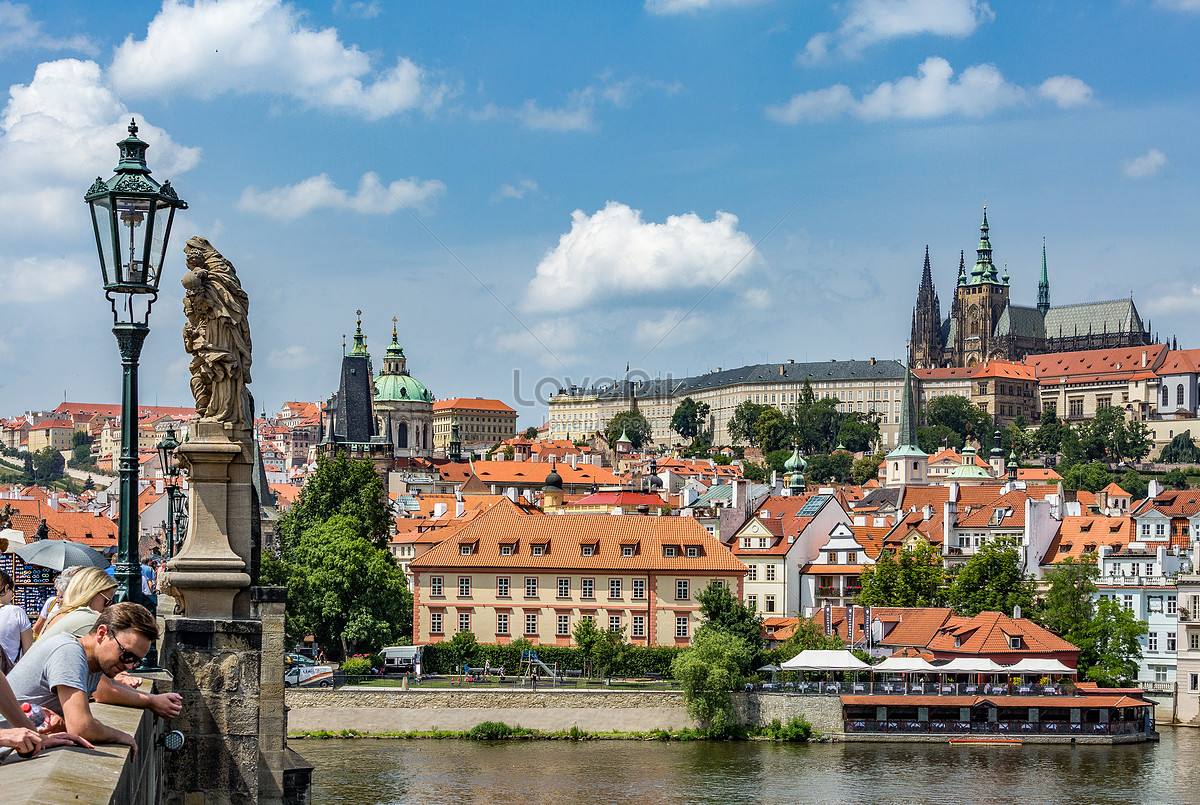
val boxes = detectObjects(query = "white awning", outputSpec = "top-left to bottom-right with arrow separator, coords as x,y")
781,649 -> 870,671
1004,658 -> 1077,675
937,657 -> 1006,673
872,656 -> 938,673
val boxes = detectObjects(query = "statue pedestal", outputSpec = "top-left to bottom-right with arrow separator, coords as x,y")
162,419 -> 252,619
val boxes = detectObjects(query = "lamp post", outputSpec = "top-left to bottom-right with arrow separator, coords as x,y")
85,119 -> 187,611
157,428 -> 185,560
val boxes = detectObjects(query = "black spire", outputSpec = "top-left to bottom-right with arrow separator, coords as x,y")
910,246 -> 943,367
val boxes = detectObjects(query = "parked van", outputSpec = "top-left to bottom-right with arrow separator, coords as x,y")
380,645 -> 422,675
284,664 -> 334,687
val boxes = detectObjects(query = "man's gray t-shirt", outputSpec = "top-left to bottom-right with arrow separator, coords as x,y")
6,632 -> 102,716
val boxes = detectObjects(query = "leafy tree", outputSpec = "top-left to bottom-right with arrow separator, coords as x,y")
728,401 -> 773,447
448,630 -> 480,670
1058,427 -> 1085,469
943,541 -> 1034,617
923,395 -> 990,448
1001,419 -> 1030,460
1062,461 -> 1113,493
918,424 -> 963,454
741,461 -> 768,483
522,426 -> 538,439
856,542 -> 944,608
31,446 -> 65,485
697,580 -> 764,658
1034,403 -> 1067,456
671,397 -> 711,444
572,616 -> 603,677
754,409 -> 791,454
604,410 -> 652,450
71,430 -> 90,447
671,629 -> 753,735
276,450 -> 391,552
1115,418 -> 1153,463
807,451 -> 852,484
591,627 -> 629,678
1083,599 -> 1147,686
836,412 -> 881,454
788,382 -> 842,454
68,441 -> 96,470
763,449 -> 792,476
83,475 -> 95,491
771,617 -> 844,660
1163,468 -> 1190,489
1159,430 -> 1200,464
852,451 -> 885,486
268,514 -> 413,658
1037,558 -> 1097,638
21,453 -> 33,483
1117,469 -> 1148,500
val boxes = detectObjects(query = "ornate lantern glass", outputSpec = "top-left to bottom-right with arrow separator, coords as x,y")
157,428 -> 179,479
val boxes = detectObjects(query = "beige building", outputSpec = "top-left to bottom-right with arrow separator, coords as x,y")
549,359 -> 907,450
433,398 -> 518,451
26,419 -> 74,452
1030,345 -> 1166,422
409,504 -> 746,647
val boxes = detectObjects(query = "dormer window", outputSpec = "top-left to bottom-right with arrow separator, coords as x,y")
847,552 -> 857,564
664,546 -> 677,558
741,538 -> 751,548
460,544 -> 473,556
828,552 -> 838,564
531,544 -> 545,556
581,545 -> 595,557
954,635 -> 961,648
500,545 -> 514,556
1008,636 -> 1022,650
686,546 -> 699,558
757,538 -> 768,548
622,545 -> 634,558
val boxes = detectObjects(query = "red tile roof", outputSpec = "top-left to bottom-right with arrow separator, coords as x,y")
1026,345 -> 1167,383
432,398 -> 517,414
926,611 -> 1078,658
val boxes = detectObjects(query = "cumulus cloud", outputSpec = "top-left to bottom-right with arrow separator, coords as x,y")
268,344 -> 315,370
523,201 -> 760,312
1156,0 -> 1200,11
1123,148 -> 1167,179
0,59 -> 200,234
495,179 -> 539,201
0,2 -> 97,55
645,0 -> 768,15
1144,281 -> 1200,315
475,76 -> 678,132
802,0 -> 993,62
767,57 -> 1090,123
1038,75 -> 1093,108
109,0 -> 445,119
0,254 -> 90,304
238,172 -> 445,221
489,317 -> 583,365
633,309 -> 709,347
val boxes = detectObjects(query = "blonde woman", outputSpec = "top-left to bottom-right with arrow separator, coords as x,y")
39,568 -> 117,641
32,566 -> 83,638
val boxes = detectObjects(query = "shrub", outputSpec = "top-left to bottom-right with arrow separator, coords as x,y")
341,657 -> 372,676
468,721 -> 517,740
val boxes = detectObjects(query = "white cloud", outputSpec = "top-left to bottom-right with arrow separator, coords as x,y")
109,0 -> 445,120
518,96 -> 596,132
238,172 -> 445,221
767,57 -> 1089,123
0,2 -> 97,55
333,0 -> 382,18
495,180 -> 539,201
1156,0 -> 1200,11
1038,75 -> 1093,108
1144,282 -> 1200,315
268,344 -> 315,370
0,254 -> 90,304
474,76 -> 678,132
489,317 -> 582,365
645,0 -> 768,14
634,309 -> 708,346
1123,148 -> 1167,180
0,58 -> 200,234
523,201 -> 760,312
802,0 -> 993,61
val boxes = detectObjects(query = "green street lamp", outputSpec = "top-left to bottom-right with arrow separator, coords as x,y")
85,119 -> 187,613
156,428 -> 184,560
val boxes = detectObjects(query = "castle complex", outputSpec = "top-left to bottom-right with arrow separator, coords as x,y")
909,210 -> 1153,368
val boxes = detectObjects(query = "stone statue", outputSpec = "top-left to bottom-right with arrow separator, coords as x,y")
0,503 -> 12,531
182,236 -> 253,431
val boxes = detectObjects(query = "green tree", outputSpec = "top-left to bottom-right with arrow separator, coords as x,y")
923,395 -> 990,447
1033,403 -> 1067,456
856,542 -> 944,607
697,580 -> 764,658
763,448 -> 792,476
270,514 -> 413,658
1037,558 -> 1097,638
1159,430 -> 1200,463
1163,468 -> 1190,489
1058,427 -> 1085,469
447,630 -> 479,670
754,409 -> 791,454
21,453 -> 33,483
1117,469 -> 1148,500
918,424 -> 963,454
771,617 -> 844,661
1083,599 -> 1147,686
671,397 -> 711,444
728,401 -> 772,447
83,475 -> 95,491
943,541 -> 1034,617
1001,419 -> 1030,459
807,451 -> 852,484
852,451 -> 885,485
31,446 -> 65,485
670,629 -> 753,735
741,461 -> 768,483
837,412 -> 881,454
788,382 -> 841,454
571,616 -> 603,677
591,626 -> 629,678
604,410 -> 652,450
276,450 -> 391,551
522,426 -> 538,440
1062,461 -> 1113,493
1115,418 -> 1153,463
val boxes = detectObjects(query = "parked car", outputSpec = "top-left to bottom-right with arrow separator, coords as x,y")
286,652 -> 317,667
284,664 -> 334,687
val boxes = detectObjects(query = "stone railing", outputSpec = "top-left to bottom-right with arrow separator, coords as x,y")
1097,576 -> 1177,587
3,699 -> 166,805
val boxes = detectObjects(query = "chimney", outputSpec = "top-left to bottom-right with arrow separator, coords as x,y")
732,479 -> 743,509
569,454 -> 578,470
432,502 -> 448,518
507,487 -> 518,502
870,357 -> 876,366
1142,350 -> 1148,367
155,479 -> 164,494
923,504 -> 934,520
455,499 -> 465,517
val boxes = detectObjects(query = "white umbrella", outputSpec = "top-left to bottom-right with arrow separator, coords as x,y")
1005,658 -> 1077,675
872,656 -> 938,673
938,657 -> 1005,673
781,649 -> 869,671
0,528 -> 26,551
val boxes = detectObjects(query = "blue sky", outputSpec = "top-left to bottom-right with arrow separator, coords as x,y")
0,0 -> 1196,428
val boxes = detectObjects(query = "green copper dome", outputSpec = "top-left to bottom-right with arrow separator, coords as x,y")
784,446 -> 806,472
375,373 -> 431,402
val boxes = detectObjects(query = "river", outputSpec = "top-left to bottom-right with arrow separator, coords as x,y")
298,726 -> 1196,805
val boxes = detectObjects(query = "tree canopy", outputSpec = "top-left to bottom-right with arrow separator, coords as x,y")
922,395 -> 990,448
671,397 -> 711,444
852,451 -> 885,485
1061,461 -> 1113,493
1159,430 -> 1200,464
697,580 -> 764,657
671,629 -> 754,735
806,451 -> 852,484
1081,598 -> 1147,686
856,542 -> 944,608
276,449 -> 391,551
604,410 -> 652,450
755,409 -> 791,454
943,541 -> 1034,617
727,401 -> 772,447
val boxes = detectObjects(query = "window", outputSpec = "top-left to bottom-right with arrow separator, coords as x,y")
765,595 -> 776,613
581,545 -> 594,557
458,612 -> 471,633
1096,395 -> 1112,410
765,564 -> 777,582
497,577 -> 510,597
847,552 -> 857,564
747,565 -> 757,582
458,577 -> 471,597
1156,523 -> 1166,537
531,544 -> 545,556
676,579 -> 689,600
1168,633 -> 1177,652
747,595 -> 757,611
500,545 -> 513,556
676,616 -> 689,638
1008,636 -> 1022,650
686,546 -> 699,558
497,612 -> 509,635
1068,397 -> 1084,418
525,577 -> 538,597
664,546 -> 677,558
431,612 -> 443,634
525,613 -> 538,635
1179,384 -> 1186,406
828,552 -> 838,565
1148,632 -> 1158,652
430,576 -> 444,597
582,578 -> 595,599
1168,596 -> 1178,615
1154,666 -> 1169,683
632,615 -> 645,638
1141,523 -> 1151,536
1192,633 -> 1200,651
622,546 -> 634,557
609,579 -> 622,598
1191,673 -> 1199,693
558,577 -> 571,598
609,615 -> 621,631
557,613 -> 570,636
1124,595 -> 1134,611
460,544 -> 473,556
757,538 -> 768,548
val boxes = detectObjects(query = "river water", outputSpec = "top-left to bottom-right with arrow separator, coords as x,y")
299,727 -> 1196,805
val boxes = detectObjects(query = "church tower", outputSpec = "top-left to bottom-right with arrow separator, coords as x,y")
885,364 -> 928,487
953,208 -> 1010,366
1037,238 -> 1050,317
909,246 -> 943,368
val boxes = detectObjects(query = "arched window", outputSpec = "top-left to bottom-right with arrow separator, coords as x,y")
1178,384 -> 1185,406
398,422 -> 408,448
1163,386 -> 1170,406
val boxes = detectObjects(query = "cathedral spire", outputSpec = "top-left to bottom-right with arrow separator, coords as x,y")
957,250 -> 966,286
1037,237 -> 1050,316
970,206 -> 1000,284
348,309 -> 370,358
920,245 -> 934,293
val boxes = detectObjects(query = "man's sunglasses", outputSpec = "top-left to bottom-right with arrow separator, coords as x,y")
110,632 -> 144,666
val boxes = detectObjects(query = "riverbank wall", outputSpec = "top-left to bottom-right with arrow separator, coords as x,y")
285,688 -> 844,735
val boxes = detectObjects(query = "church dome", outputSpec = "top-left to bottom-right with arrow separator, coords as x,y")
375,373 -> 431,403
543,465 -> 563,491
784,446 -> 806,472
